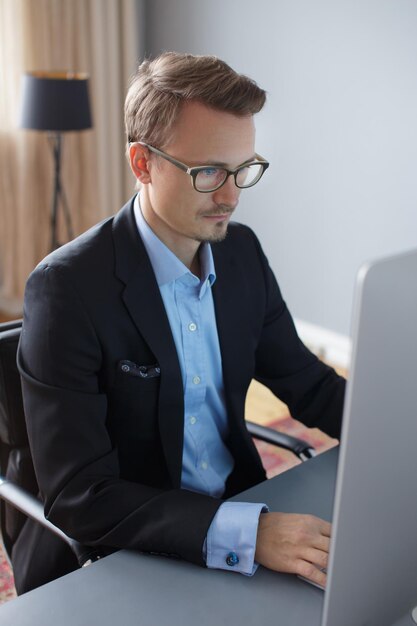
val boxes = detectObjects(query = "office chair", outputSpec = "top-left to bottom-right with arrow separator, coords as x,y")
0,320 -> 315,577
0,321 -> 100,570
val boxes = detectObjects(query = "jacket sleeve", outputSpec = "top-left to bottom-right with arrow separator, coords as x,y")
18,262 -> 221,565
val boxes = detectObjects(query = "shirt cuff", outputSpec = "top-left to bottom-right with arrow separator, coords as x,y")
204,501 -> 268,576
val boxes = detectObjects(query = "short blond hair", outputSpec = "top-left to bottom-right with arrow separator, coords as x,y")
125,52 -> 266,150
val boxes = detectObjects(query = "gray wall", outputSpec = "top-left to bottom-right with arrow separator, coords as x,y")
143,0 -> 417,336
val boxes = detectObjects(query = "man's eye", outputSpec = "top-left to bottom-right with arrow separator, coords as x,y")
200,168 -> 219,177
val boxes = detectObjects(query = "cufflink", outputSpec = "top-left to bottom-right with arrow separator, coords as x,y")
226,551 -> 239,567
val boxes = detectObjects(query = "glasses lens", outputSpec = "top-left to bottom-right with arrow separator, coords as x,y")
236,163 -> 264,188
194,167 -> 227,192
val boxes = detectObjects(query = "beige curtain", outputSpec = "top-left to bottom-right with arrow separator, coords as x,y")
0,0 -> 139,312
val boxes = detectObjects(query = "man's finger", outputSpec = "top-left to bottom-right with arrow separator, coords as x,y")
296,560 -> 328,589
302,547 -> 329,571
318,520 -> 332,538
312,532 -> 331,554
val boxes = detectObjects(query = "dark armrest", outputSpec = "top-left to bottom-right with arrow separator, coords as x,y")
0,476 -> 101,567
246,420 -> 316,461
0,320 -> 23,332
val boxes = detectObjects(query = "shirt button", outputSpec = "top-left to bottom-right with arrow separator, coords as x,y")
188,322 -> 197,332
192,376 -> 201,385
190,416 -> 197,425
201,461 -> 208,470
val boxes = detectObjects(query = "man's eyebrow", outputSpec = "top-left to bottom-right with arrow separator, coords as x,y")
240,154 -> 257,165
193,155 -> 257,168
189,158 -> 229,167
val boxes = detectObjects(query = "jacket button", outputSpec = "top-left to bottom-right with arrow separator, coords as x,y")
226,552 -> 239,567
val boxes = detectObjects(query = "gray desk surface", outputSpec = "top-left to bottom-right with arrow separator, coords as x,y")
0,447 -> 414,626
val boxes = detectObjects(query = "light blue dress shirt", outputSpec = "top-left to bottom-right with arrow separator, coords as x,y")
134,196 -> 266,575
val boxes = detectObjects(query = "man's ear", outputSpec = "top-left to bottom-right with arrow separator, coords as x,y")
129,143 -> 152,184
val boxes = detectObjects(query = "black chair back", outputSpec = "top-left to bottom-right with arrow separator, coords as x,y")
0,321 -> 103,579
0,321 -> 38,558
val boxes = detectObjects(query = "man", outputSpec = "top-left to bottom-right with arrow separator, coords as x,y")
16,52 -> 345,594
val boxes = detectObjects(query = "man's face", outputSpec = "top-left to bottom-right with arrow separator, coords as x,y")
137,101 -> 256,260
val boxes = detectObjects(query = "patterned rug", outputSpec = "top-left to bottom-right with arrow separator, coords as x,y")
0,542 -> 16,604
253,415 -> 338,478
0,414 -> 337,605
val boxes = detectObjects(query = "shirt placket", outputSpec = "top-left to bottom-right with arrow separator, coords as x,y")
177,278 -> 212,487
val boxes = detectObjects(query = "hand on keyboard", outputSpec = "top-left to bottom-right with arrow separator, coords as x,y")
255,512 -> 330,589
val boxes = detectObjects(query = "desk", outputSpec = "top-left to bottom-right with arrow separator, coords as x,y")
0,448 -> 414,626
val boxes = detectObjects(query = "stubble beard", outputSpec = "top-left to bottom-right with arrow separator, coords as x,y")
195,221 -> 230,244
196,206 -> 233,244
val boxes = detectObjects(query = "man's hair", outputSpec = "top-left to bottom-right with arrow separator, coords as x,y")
125,52 -> 266,150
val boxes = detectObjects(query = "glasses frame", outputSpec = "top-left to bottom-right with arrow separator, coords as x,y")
132,141 -> 269,193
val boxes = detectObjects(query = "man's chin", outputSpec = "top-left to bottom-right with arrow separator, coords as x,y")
196,225 -> 229,244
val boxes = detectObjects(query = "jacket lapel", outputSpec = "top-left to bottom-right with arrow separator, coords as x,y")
112,199 -> 184,487
212,240 -> 254,397
212,235 -> 266,479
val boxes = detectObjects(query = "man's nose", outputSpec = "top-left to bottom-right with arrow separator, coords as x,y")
212,175 -> 241,208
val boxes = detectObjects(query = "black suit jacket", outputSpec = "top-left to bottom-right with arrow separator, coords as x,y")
16,197 -> 345,592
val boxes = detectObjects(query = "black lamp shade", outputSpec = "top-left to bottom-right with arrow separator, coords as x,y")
20,71 -> 92,132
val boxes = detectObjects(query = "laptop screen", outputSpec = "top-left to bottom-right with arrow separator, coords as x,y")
322,248 -> 417,626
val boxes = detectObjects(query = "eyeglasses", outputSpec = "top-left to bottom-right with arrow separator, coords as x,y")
133,142 -> 269,193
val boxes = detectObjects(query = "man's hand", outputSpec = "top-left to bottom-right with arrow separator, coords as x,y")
255,512 -> 331,588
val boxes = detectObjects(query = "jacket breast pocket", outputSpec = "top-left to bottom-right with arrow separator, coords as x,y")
117,359 -> 161,381
107,360 -> 161,441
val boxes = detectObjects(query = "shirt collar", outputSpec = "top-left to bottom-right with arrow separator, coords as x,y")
134,194 -> 216,290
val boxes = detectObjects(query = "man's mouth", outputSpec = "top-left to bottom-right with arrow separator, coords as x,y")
203,214 -> 230,220
201,210 -> 233,221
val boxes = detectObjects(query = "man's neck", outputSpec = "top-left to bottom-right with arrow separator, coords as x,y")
139,194 -> 201,274
189,254 -> 201,279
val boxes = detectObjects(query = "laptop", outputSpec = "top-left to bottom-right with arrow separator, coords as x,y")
320,247 -> 417,626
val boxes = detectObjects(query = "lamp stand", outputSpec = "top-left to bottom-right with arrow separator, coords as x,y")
49,133 -> 74,251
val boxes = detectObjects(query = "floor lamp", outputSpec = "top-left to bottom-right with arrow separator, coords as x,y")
20,71 -> 92,251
